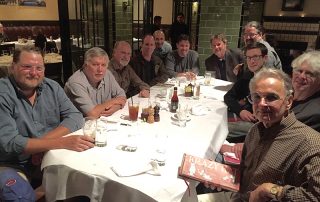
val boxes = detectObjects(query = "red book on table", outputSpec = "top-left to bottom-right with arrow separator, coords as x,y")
178,153 -> 240,192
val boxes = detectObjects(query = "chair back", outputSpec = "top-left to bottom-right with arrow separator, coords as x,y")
0,43 -> 15,56
45,62 -> 63,86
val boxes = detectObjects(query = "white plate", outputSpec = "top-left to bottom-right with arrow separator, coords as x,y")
171,114 -> 191,121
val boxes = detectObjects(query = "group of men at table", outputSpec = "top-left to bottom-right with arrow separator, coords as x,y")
0,20 -> 320,202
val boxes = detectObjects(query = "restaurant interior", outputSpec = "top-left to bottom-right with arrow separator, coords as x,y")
0,0 -> 319,84
0,0 -> 319,201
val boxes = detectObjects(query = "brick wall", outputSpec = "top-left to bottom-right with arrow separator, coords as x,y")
114,0 -> 132,43
197,0 -> 242,74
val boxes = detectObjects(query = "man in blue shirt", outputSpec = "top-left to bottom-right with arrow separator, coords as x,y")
0,46 -> 94,199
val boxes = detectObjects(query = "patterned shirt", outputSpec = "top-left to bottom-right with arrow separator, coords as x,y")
238,112 -> 320,201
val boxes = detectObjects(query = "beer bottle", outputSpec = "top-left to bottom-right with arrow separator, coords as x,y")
170,87 -> 179,113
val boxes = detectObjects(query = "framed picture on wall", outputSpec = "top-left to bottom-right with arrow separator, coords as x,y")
19,0 -> 46,7
282,0 -> 304,11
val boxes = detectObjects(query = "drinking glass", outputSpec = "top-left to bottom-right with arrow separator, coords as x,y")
83,117 -> 97,139
177,104 -> 188,127
128,101 -> 140,122
204,71 -> 216,86
95,127 -> 107,147
153,133 -> 168,166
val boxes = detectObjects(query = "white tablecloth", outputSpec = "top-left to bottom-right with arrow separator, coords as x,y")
41,79 -> 233,202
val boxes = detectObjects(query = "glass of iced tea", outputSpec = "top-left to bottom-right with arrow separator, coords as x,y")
128,101 -> 140,121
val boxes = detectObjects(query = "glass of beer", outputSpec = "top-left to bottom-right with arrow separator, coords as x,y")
128,101 -> 140,121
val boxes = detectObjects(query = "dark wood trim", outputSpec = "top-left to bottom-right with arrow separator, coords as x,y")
265,29 -> 318,36
1,21 -> 59,27
263,16 -> 320,23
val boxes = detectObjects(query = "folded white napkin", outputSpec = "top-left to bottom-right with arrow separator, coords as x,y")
111,161 -> 160,177
191,104 -> 210,116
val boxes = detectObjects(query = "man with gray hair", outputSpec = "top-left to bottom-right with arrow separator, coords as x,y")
198,68 -> 320,201
243,21 -> 282,69
65,47 -> 126,118
291,50 -> 320,132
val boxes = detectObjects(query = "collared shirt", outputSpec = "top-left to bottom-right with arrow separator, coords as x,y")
153,41 -> 172,62
0,77 -> 83,167
108,59 -> 150,97
238,112 -> 320,201
258,39 -> 282,70
165,50 -> 199,78
64,69 -> 126,115
130,52 -> 169,86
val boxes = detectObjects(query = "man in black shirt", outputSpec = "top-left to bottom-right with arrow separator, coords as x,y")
130,34 -> 169,86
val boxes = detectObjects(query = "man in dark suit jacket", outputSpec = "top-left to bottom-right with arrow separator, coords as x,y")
205,33 -> 244,82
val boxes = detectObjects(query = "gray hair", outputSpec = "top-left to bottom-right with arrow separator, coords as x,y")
291,50 -> 320,75
84,47 -> 109,64
249,68 -> 293,97
245,21 -> 263,34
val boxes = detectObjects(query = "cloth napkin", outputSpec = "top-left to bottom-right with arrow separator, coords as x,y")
191,104 -> 210,116
111,161 -> 160,177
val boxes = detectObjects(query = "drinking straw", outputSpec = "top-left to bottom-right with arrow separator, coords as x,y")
131,97 -> 133,105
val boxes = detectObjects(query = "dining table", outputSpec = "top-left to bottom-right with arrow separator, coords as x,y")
0,53 -> 62,78
41,78 -> 233,202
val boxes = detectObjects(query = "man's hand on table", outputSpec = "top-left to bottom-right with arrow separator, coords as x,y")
100,104 -> 122,117
139,89 -> 150,98
61,135 -> 95,152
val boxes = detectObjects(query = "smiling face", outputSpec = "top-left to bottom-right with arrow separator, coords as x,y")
251,77 -> 292,128
11,51 -> 45,91
154,31 -> 165,49
176,40 -> 190,57
211,38 -> 227,59
83,56 -> 109,87
141,35 -> 155,58
113,42 -> 131,67
245,48 -> 267,73
292,61 -> 320,100
243,26 -> 262,45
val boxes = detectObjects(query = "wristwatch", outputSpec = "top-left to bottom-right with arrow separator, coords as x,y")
270,185 -> 281,200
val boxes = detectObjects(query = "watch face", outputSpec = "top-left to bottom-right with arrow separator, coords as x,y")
270,186 -> 278,194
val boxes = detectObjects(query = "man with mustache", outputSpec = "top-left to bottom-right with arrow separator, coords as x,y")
198,68 -> 320,201
108,41 -> 150,98
205,33 -> 244,82
64,47 -> 126,118
0,46 -> 94,200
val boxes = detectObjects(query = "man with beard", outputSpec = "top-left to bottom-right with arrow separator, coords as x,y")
198,68 -> 320,202
291,50 -> 320,132
64,47 -> 126,118
0,47 -> 94,200
108,41 -> 150,98
170,13 -> 189,50
165,34 -> 199,79
243,21 -> 282,69
205,33 -> 244,82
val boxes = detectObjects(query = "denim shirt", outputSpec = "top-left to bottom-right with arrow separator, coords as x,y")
0,77 -> 83,166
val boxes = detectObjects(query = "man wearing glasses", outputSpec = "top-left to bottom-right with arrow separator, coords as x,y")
224,42 -> 268,142
199,68 -> 320,201
0,46 -> 94,200
291,50 -> 320,132
243,21 -> 282,70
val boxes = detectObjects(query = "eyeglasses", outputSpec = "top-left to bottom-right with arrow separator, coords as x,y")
245,55 -> 263,61
243,33 -> 258,38
18,64 -> 45,72
247,93 -> 283,105
293,69 -> 317,79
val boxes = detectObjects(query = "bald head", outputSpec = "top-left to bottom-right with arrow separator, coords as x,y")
153,30 -> 166,49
